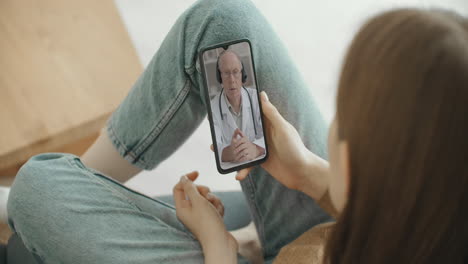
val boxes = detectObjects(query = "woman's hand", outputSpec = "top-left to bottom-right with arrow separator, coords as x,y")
173,171 -> 237,263
231,92 -> 329,200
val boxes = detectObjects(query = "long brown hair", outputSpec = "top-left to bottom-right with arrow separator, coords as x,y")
325,8 -> 468,263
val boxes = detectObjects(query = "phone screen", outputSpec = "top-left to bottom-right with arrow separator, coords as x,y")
199,39 -> 268,174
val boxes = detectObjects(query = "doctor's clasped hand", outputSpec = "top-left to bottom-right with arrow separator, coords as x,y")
222,128 -> 266,163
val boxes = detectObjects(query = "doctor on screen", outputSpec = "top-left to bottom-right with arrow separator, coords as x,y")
210,50 -> 265,164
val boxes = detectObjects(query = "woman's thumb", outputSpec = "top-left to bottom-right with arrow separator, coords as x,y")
260,91 -> 283,124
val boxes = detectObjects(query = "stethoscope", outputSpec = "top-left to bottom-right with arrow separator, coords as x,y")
218,86 -> 257,137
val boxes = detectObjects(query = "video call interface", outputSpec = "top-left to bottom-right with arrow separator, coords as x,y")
202,42 -> 267,170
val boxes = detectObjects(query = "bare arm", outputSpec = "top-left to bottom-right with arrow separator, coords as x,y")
202,239 -> 238,264
296,151 -> 330,201
81,128 -> 141,183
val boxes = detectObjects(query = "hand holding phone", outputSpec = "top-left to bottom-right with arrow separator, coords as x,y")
232,92 -> 328,202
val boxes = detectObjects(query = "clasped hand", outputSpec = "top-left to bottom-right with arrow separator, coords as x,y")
229,128 -> 259,162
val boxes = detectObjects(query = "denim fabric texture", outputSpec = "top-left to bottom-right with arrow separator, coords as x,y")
7,0 -> 333,263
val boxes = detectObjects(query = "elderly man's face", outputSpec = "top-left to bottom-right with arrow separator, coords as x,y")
219,52 -> 243,102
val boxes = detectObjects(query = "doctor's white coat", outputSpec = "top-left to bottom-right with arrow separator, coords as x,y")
210,87 -> 265,160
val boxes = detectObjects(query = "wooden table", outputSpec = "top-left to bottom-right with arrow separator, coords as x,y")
0,0 -> 142,180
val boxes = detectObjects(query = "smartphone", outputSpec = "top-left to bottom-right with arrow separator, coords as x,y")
199,39 -> 269,174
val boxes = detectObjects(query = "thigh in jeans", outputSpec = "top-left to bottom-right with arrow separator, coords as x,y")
106,0 -> 333,260
7,153 -> 249,263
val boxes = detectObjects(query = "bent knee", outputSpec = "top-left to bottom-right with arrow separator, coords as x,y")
191,0 -> 262,32
10,153 -> 76,191
7,153 -> 79,229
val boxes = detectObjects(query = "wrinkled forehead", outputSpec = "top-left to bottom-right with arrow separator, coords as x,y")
219,51 -> 242,71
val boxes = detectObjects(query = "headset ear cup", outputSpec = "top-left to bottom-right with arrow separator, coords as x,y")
242,67 -> 247,83
216,68 -> 222,83
216,59 -> 222,83
241,61 -> 247,83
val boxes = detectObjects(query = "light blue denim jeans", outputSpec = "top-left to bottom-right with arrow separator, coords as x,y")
7,0 -> 332,263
